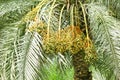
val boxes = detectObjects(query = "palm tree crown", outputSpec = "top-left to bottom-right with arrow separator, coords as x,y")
0,0 -> 120,80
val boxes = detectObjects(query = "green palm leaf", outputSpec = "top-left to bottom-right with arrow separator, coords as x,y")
0,25 -> 17,80
92,0 -> 120,19
16,32 -> 45,80
0,0 -> 44,80
88,3 -> 120,80
0,0 -> 37,27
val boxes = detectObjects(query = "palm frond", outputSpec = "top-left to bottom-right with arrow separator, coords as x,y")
88,3 -> 120,80
89,66 -> 106,80
15,32 -> 45,80
0,0 -> 44,79
0,0 -> 38,28
0,28 -> 46,80
92,0 -> 120,19
14,30 -> 73,80
0,24 -> 18,80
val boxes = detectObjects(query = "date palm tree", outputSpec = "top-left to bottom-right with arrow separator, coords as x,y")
0,0 -> 120,80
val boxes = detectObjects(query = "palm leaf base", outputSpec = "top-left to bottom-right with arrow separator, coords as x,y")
72,51 -> 92,80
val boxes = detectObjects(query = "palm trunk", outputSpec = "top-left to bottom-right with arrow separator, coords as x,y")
72,51 -> 92,80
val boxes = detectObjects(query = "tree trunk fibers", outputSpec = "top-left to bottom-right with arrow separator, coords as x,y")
72,52 -> 92,80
